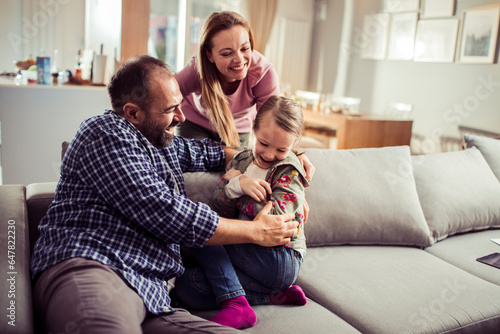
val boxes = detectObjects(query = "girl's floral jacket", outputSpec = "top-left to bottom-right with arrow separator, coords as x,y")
211,149 -> 309,254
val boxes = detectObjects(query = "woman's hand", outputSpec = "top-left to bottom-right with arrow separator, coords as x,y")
298,154 -> 315,182
239,175 -> 272,202
303,198 -> 310,224
222,167 -> 241,182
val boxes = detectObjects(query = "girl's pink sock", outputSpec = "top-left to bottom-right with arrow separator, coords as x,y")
269,285 -> 307,305
210,295 -> 257,329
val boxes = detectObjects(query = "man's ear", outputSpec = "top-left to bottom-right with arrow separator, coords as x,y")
122,103 -> 142,125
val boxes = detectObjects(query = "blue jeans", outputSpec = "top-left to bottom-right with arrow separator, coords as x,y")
175,244 -> 302,309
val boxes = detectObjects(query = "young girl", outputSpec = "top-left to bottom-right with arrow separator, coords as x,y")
175,96 -> 309,329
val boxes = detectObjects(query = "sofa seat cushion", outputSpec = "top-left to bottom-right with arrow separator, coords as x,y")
191,299 -> 361,333
296,246 -> 500,334
425,230 -> 500,286
303,146 -> 431,248
412,148 -> 500,243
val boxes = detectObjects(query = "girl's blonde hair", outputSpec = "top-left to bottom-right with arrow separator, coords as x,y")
254,96 -> 305,154
197,11 -> 255,148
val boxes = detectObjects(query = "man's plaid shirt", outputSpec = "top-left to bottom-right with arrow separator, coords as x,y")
31,110 -> 225,313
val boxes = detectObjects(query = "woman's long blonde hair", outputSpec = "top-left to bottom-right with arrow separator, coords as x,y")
197,11 -> 255,148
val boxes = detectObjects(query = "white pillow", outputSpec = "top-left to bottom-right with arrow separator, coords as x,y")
412,148 -> 500,242
304,146 -> 432,248
463,134 -> 500,182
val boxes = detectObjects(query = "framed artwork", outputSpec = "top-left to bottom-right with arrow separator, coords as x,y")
385,0 -> 420,13
387,12 -> 419,60
457,4 -> 500,64
414,19 -> 459,62
421,0 -> 455,18
361,13 -> 390,60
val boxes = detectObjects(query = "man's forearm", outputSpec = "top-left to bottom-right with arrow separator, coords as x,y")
205,217 -> 257,245
206,203 -> 298,247
221,145 -> 238,167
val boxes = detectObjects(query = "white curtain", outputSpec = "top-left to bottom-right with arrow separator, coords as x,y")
246,0 -> 278,53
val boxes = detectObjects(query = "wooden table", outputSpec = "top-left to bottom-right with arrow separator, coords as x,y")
302,109 -> 413,149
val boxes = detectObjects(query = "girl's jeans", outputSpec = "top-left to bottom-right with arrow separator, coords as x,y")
175,244 -> 303,309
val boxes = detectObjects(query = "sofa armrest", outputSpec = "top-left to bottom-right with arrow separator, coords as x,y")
0,185 -> 34,334
26,182 -> 57,257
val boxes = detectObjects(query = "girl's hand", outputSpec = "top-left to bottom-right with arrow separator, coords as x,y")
239,175 -> 272,202
222,167 -> 241,182
298,154 -> 315,182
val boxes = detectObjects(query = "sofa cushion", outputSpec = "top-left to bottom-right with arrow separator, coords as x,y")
412,148 -> 500,243
297,246 -> 500,334
303,146 -> 432,248
425,229 -> 500,286
192,299 -> 361,333
463,134 -> 500,182
183,171 -> 223,205
26,182 -> 57,256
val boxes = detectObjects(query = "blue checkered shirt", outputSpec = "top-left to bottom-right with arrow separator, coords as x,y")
31,110 -> 225,314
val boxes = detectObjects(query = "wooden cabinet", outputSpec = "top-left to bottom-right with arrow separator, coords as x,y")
303,110 -> 413,149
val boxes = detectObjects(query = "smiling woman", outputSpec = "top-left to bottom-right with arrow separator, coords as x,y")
175,11 -> 280,149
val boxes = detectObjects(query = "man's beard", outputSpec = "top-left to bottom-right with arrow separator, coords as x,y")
142,113 -> 175,148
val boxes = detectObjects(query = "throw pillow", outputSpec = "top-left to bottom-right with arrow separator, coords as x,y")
463,134 -> 500,182
412,148 -> 500,243
303,146 -> 432,248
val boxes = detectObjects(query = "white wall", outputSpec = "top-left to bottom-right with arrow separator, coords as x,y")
0,84 -> 110,185
344,0 -> 500,153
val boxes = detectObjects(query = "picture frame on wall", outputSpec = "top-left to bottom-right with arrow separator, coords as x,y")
421,0 -> 455,18
361,13 -> 390,60
387,12 -> 419,60
457,4 -> 500,64
384,0 -> 420,13
414,19 -> 459,62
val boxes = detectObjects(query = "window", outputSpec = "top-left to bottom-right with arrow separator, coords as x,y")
149,0 -> 241,71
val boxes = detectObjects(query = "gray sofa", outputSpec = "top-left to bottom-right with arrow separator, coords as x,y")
1,134 -> 500,334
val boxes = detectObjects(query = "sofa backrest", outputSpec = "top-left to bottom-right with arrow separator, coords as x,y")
26,182 -> 57,256
25,136 -> 500,253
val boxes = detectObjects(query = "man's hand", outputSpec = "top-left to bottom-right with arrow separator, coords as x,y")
252,201 -> 298,246
239,175 -> 272,202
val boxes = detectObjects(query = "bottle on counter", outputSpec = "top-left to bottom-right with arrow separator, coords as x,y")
74,49 -> 83,84
36,49 -> 51,85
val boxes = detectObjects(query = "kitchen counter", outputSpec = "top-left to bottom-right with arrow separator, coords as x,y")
0,82 -> 110,185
